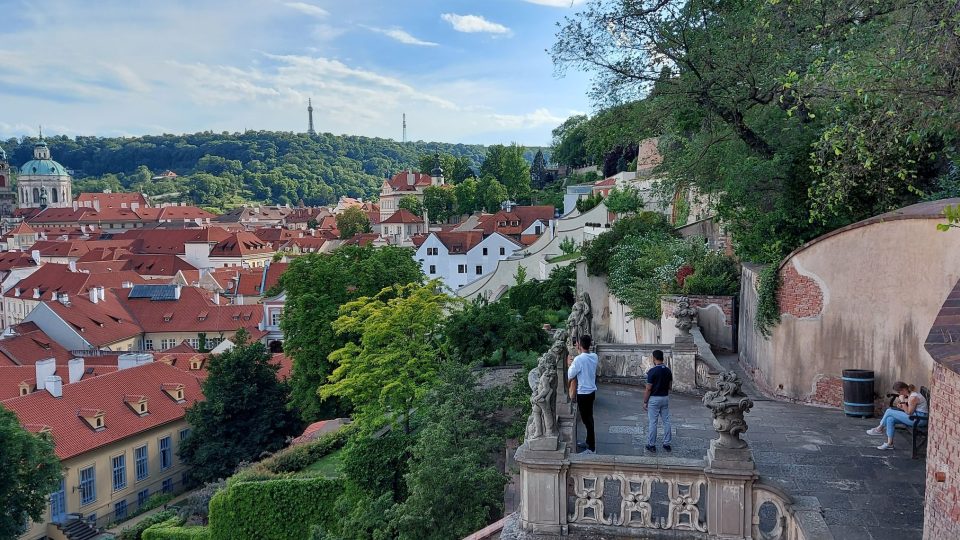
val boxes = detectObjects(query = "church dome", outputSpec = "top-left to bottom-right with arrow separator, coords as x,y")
19,141 -> 70,177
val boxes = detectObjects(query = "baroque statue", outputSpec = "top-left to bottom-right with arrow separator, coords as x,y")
567,292 -> 592,353
525,353 -> 559,440
673,296 -> 697,337
702,372 -> 754,449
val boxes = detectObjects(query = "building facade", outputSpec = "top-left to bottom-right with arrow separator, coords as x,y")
17,139 -> 72,210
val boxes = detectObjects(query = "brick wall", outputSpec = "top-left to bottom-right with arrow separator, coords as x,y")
662,295 -> 735,326
812,375 -> 843,407
777,261 -> 824,319
925,364 -> 960,539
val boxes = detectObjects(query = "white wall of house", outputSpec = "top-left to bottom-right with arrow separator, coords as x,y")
182,242 -> 211,269
415,233 -> 521,291
23,302 -> 92,351
521,219 -> 550,236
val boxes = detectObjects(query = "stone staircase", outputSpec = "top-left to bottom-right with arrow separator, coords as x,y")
56,519 -> 101,540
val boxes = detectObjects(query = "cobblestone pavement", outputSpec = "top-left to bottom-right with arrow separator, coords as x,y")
583,382 -> 926,540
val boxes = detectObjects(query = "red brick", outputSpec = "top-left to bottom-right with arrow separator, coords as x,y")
778,262 -> 824,318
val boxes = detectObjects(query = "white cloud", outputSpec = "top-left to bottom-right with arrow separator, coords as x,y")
283,2 -> 328,18
363,26 -> 438,47
489,108 -> 566,129
522,0 -> 586,6
440,14 -> 511,35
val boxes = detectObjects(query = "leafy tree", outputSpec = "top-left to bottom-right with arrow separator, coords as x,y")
390,364 -> 507,540
444,299 -> 519,365
321,282 -> 449,431
179,333 -> 300,483
581,212 -> 674,275
608,235 -> 706,320
939,204 -> 960,232
336,206 -> 372,239
605,186 -> 644,214
306,218 -> 319,229
449,156 -> 475,184
575,192 -> 603,213
453,178 -> 478,215
422,186 -> 457,223
551,114 -> 590,167
477,175 -> 508,213
683,251 -> 740,296
0,406 -> 62,539
499,144 -> 532,202
281,246 -> 423,421
397,196 -> 424,217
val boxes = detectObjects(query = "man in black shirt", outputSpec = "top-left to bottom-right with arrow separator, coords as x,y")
643,349 -> 673,452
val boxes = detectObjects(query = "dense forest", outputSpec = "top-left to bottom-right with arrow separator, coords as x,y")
1,131 -> 549,210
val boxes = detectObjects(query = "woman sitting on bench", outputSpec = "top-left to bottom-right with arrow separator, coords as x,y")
867,382 -> 928,451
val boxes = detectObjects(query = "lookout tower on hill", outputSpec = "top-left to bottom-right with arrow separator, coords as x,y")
307,98 -> 316,136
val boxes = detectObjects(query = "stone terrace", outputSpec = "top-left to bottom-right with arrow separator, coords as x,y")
587,382 -> 926,540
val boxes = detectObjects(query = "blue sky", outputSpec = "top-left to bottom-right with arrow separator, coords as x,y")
0,0 -> 593,145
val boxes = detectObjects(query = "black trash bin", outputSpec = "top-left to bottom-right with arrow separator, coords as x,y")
842,369 -> 875,417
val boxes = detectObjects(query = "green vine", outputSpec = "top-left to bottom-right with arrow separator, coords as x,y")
755,264 -> 781,337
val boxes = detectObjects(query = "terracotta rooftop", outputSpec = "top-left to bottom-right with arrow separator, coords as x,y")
118,286 -> 262,333
2,361 -> 203,460
386,171 -> 432,192
477,206 -> 554,236
42,290 -> 142,347
76,192 -> 149,208
209,232 -> 275,257
0,327 -> 74,365
382,208 -> 423,224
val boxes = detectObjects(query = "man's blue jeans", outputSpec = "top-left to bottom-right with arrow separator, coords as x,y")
647,395 -> 671,447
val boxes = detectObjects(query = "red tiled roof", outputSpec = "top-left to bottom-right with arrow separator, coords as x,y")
154,206 -> 217,221
0,327 -> 73,365
386,171 -> 432,192
285,207 -> 330,224
123,255 -> 197,277
9,221 -> 36,235
209,232 -> 274,257
341,233 -> 379,246
282,237 -> 328,252
2,362 -> 203,460
0,364 -> 117,401
431,231 -> 485,254
26,208 -> 93,224
118,286 -> 263,332
594,177 -> 617,187
76,247 -> 132,263
0,252 -> 38,272
76,192 -> 149,207
43,290 -> 142,347
477,206 -> 554,236
28,240 -> 90,258
263,263 -> 288,293
78,207 -> 144,224
253,227 -> 301,243
382,208 -> 422,224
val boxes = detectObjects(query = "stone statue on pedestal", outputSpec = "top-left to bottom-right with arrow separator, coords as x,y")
567,292 -> 592,354
673,296 -> 697,338
525,353 -> 559,441
702,372 -> 754,449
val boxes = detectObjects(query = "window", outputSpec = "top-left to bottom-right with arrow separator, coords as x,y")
426,247 -> 437,256
535,225 -> 542,235
482,248 -> 488,256
114,500 -> 128,520
475,266 -> 483,275
159,436 -> 172,470
271,310 -> 281,326
186,338 -> 199,349
160,339 -> 176,350
499,247 -> 505,256
79,466 -> 96,506
428,265 -> 436,275
179,428 -> 191,441
137,489 -> 150,508
112,455 -> 126,491
135,445 -> 148,481
457,265 -> 466,274
162,478 -> 173,493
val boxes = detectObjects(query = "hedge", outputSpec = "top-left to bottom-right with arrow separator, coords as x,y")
260,423 -> 354,474
119,510 -> 178,540
142,517 -> 210,540
208,477 -> 340,540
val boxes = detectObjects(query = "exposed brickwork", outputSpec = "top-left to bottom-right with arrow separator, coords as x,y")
812,375 -> 843,407
777,261 -> 824,319
924,279 -> 960,539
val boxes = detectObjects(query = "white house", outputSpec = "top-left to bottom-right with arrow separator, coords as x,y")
414,231 -> 523,290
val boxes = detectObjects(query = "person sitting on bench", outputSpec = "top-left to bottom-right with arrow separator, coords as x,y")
867,381 -> 928,451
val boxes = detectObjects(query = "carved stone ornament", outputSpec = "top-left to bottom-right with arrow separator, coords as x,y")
673,296 -> 697,337
525,353 -> 559,441
567,292 -> 593,353
702,371 -> 754,449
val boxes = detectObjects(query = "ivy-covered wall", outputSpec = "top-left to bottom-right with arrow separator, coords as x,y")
208,477 -> 340,540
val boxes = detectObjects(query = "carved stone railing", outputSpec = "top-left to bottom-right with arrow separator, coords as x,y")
566,456 -> 708,536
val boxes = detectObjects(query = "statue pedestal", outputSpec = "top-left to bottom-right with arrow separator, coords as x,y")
671,341 -> 698,393
527,435 -> 559,452
704,439 -> 757,539
515,443 -> 568,535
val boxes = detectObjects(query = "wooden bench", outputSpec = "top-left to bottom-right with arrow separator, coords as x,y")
886,386 -> 930,459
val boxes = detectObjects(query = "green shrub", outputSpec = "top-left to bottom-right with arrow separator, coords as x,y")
582,212 -> 674,275
208,477 -> 340,540
119,510 -> 177,540
142,517 -> 210,540
755,264 -> 781,337
260,425 -> 354,474
683,251 -> 740,296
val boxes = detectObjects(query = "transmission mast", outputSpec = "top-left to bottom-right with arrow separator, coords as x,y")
402,113 -> 407,143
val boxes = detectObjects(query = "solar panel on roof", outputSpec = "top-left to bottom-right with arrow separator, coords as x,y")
128,284 -> 179,301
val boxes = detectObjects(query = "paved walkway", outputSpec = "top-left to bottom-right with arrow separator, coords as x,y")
585,382 -> 926,540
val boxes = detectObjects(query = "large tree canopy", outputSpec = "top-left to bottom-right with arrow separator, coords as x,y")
0,406 -> 61,539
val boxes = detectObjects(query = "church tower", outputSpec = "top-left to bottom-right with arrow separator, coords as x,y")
307,98 -> 316,136
430,152 -> 445,186
16,136 -> 72,210
0,145 -> 15,219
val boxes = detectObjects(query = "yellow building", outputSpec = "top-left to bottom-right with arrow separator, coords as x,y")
4,361 -> 202,539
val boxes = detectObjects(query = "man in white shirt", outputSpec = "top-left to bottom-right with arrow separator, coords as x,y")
567,334 -> 598,454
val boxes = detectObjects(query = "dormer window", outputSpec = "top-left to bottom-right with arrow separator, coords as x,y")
189,357 -> 203,371
18,380 -> 34,396
163,312 -> 173,322
161,383 -> 185,403
197,311 -> 208,322
124,395 -> 149,416
78,408 -> 106,431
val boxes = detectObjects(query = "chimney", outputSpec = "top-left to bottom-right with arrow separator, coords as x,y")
14,287 -> 20,297
121,202 -> 128,208
68,260 -> 77,272
35,358 -> 56,390
93,200 -> 100,212
122,281 -> 133,288
68,358 -> 84,384
58,293 -> 70,306
213,290 -> 220,304
32,288 -> 40,299
174,284 -> 182,300
131,203 -> 140,211
31,250 -> 40,265
136,353 -> 153,366
407,172 -> 415,186
89,288 -> 99,304
117,353 -> 138,371
45,375 -> 62,398
50,291 -> 57,301
72,201 -> 78,210
97,286 -> 105,302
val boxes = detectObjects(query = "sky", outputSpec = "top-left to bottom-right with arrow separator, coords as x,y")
0,0 -> 594,146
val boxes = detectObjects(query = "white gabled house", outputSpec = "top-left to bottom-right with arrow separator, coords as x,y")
414,231 -> 523,290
